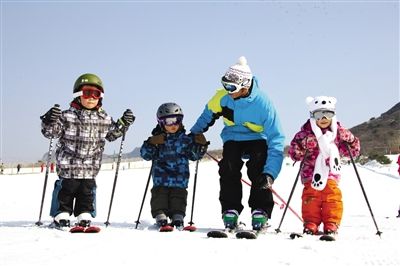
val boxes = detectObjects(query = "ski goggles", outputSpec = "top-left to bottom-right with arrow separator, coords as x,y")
158,115 -> 183,127
221,76 -> 251,94
311,110 -> 335,120
73,88 -> 104,99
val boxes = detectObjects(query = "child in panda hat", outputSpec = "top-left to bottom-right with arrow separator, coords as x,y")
288,96 -> 360,235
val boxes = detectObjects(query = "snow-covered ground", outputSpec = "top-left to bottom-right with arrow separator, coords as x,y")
1,156 -> 399,266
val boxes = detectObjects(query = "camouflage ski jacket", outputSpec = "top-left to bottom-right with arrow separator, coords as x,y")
140,128 -> 206,189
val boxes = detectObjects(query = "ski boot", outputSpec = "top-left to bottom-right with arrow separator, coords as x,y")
171,214 -> 184,230
54,212 -> 70,228
53,212 -> 70,229
77,213 -> 92,227
303,222 -> 318,235
54,219 -> 70,228
251,209 -> 267,231
323,223 -> 338,235
222,209 -> 239,230
155,213 -> 168,227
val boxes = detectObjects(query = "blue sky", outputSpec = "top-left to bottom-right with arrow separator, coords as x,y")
1,1 -> 399,163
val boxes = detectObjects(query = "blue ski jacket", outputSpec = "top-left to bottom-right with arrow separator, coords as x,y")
140,127 -> 206,189
190,76 -> 285,178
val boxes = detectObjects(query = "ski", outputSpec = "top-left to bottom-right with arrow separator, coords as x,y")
319,234 -> 336,241
236,230 -> 258,239
207,228 -> 236,238
159,225 -> 174,232
70,225 -> 101,233
235,226 -> 268,239
47,222 -> 70,232
84,226 -> 101,233
47,220 -> 101,233
289,232 -> 303,239
148,223 -> 192,232
183,225 -> 197,232
70,226 -> 85,233
158,225 -> 196,232
289,232 -> 336,241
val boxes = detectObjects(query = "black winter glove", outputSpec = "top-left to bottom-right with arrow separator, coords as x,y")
253,173 -> 274,190
190,133 -> 210,155
117,109 -> 135,131
194,142 -> 208,155
121,109 -> 135,126
41,104 -> 61,124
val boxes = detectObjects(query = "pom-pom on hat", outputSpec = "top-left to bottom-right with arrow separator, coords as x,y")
306,96 -> 337,113
223,56 -> 252,88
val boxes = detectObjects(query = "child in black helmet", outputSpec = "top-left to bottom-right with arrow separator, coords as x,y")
40,73 -> 135,230
140,102 -> 209,230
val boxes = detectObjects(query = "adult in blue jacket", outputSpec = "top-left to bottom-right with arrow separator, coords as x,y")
190,56 -> 285,230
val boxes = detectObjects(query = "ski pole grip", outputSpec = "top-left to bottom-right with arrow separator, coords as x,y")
54,104 -> 60,108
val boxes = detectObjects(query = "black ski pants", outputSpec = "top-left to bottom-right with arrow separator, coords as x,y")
50,178 -> 97,218
218,140 -> 274,218
150,186 -> 188,218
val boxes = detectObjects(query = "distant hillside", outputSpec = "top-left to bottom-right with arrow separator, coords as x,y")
41,146 -> 142,164
350,102 -> 400,156
102,147 -> 141,163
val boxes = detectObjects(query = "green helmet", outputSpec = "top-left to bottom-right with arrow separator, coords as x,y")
73,73 -> 104,93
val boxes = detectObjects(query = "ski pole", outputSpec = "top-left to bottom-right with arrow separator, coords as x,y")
187,160 -> 200,227
275,150 -> 308,233
35,104 -> 59,226
345,143 -> 382,237
205,152 -> 299,217
134,162 -> 154,229
270,187 -> 303,223
104,132 -> 126,227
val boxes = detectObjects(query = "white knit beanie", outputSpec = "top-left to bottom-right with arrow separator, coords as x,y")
223,56 -> 252,88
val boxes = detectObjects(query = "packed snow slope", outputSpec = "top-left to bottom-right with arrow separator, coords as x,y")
1,156 -> 399,266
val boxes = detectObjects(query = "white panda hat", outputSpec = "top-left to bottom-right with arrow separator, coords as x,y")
306,96 -> 337,114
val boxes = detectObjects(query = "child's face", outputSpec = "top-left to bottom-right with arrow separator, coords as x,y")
316,117 -> 332,129
80,85 -> 100,109
164,124 -> 180,134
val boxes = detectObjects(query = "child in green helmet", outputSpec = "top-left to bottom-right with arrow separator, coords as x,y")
40,73 -> 135,230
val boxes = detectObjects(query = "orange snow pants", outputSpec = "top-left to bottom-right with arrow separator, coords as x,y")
301,179 -> 343,227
